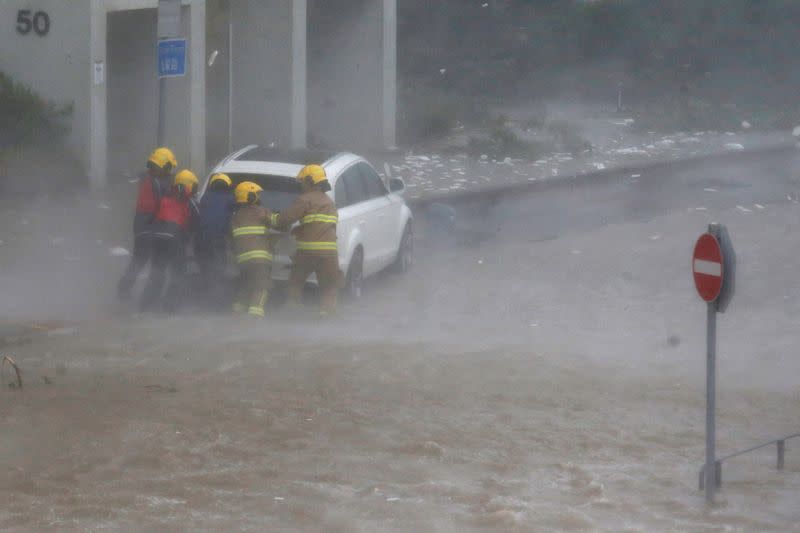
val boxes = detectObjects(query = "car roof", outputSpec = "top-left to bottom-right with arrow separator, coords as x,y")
217,146 -> 362,180
236,146 -> 340,166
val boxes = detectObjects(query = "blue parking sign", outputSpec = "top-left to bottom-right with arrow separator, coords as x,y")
157,38 -> 186,78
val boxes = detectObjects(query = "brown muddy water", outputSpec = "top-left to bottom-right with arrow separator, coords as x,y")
2,190 -> 800,531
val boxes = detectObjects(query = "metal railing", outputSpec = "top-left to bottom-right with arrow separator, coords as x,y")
699,433 -> 800,490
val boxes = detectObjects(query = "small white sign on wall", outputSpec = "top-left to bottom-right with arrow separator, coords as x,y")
93,60 -> 105,85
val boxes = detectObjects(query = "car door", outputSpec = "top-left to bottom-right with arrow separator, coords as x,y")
356,162 -> 398,268
335,163 -> 389,276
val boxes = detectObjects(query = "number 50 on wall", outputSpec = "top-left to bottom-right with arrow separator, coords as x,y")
16,10 -> 50,36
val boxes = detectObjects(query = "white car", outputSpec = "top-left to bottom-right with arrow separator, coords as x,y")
203,146 -> 414,297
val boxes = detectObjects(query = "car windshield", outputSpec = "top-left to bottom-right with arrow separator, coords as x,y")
226,173 -> 302,212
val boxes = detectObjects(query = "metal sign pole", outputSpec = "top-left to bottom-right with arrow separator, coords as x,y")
157,0 -> 182,147
705,299 -> 717,503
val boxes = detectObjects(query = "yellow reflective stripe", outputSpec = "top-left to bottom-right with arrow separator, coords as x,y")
296,241 -> 337,251
236,250 -> 273,263
270,213 -> 280,227
301,214 -> 338,225
259,290 -> 269,308
232,225 -> 267,237
247,306 -> 265,317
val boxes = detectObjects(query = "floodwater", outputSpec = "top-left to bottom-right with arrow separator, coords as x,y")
2,152 -> 800,531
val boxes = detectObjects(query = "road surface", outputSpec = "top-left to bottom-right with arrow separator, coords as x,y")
1,147 -> 800,531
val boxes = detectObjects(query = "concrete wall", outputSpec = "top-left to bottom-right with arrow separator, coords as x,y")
308,0 -> 395,149
229,0 -> 306,150
0,0 -> 91,166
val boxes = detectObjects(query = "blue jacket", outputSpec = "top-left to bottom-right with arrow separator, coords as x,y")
198,190 -> 234,241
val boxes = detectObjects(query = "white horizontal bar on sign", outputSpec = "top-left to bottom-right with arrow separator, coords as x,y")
694,259 -> 722,277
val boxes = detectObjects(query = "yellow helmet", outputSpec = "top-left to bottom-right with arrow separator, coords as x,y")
296,164 -> 327,185
234,181 -> 263,204
209,173 -> 233,188
174,169 -> 199,194
147,147 -> 177,172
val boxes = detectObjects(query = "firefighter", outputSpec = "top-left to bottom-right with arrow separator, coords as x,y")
272,164 -> 341,316
196,173 -> 235,308
117,147 -> 176,300
230,181 -> 273,318
140,169 -> 199,313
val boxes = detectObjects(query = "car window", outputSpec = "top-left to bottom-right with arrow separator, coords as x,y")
357,162 -> 387,198
334,176 -> 349,208
341,165 -> 369,206
226,173 -> 301,212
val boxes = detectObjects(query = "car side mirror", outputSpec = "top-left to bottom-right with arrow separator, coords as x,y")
389,177 -> 406,194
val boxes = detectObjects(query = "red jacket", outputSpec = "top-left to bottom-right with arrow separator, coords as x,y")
152,188 -> 198,239
135,175 -> 162,215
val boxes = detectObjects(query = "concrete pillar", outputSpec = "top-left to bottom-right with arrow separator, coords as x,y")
308,0 -> 396,150
89,0 -> 108,189
229,0 -> 306,150
292,0 -> 308,149
382,0 -> 396,149
189,0 -> 207,172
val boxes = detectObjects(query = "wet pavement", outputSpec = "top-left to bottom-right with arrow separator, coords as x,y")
2,147 -> 800,531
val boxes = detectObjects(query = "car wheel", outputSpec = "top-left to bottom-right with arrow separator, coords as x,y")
392,224 -> 413,274
344,248 -> 364,300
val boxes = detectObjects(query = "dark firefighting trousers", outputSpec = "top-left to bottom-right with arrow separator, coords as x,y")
117,231 -> 152,300
139,235 -> 187,313
195,236 -> 228,310
287,252 -> 342,314
233,261 -> 271,317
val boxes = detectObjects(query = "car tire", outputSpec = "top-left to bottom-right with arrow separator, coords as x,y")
392,224 -> 413,274
344,247 -> 364,300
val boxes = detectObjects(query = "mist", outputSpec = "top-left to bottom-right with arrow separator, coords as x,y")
2,1 -> 800,531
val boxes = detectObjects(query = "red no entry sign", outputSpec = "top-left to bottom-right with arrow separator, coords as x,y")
693,233 -> 724,302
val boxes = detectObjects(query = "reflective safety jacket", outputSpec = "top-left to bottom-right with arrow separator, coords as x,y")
272,190 -> 338,256
133,174 -> 165,235
151,188 -> 198,241
231,204 -> 273,264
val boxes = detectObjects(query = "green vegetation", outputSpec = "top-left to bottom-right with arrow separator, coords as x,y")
0,71 -> 72,150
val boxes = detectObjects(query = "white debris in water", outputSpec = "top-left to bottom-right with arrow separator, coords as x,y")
273,497 -> 285,502
648,234 -> 662,241
704,188 -> 718,193
736,205 -> 752,213
503,157 -> 513,165
439,68 -> 447,75
480,154 -> 488,160
477,259 -> 484,265
109,246 -> 130,257
793,126 -> 800,137
593,163 -> 606,170
725,143 -> 745,151
741,121 -> 752,129
689,207 -> 708,211
614,147 -> 648,155
754,204 -> 765,210
386,497 -> 400,502
725,131 -> 736,136
656,139 -> 675,146
630,174 -> 641,178
97,203 -> 111,210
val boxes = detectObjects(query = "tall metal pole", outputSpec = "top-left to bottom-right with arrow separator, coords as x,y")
157,75 -> 166,145
705,301 -> 717,503
704,222 -> 719,504
227,12 -> 233,153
